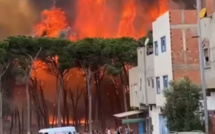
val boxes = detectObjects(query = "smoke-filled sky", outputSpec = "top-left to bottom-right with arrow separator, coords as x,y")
0,0 -> 196,39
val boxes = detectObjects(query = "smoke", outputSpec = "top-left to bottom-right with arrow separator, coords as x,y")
0,0 -> 38,39
170,0 -> 196,9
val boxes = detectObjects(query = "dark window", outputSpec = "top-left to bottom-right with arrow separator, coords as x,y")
204,48 -> 210,68
156,77 -> 160,94
154,41 -> 158,55
163,75 -> 168,89
140,78 -> 142,90
161,36 -> 166,52
147,78 -> 150,86
151,77 -> 154,88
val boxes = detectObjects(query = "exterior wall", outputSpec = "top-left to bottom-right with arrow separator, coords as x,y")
170,10 -> 201,85
200,13 -> 215,89
129,46 -> 156,108
146,54 -> 156,104
149,106 -> 161,134
137,47 -> 147,105
200,13 -> 215,111
151,10 -> 200,134
129,67 -> 139,108
207,92 -> 215,110
153,11 -> 173,107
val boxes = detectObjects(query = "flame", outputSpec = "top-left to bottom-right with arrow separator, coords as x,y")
117,0 -> 137,37
34,0 -> 168,40
34,7 -> 68,37
49,118 -> 86,125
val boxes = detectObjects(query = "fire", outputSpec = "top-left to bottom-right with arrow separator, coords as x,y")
117,0 -> 137,37
34,0 -> 168,40
34,7 -> 68,37
49,118 -> 86,125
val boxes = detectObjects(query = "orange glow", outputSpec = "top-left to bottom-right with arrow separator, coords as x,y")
34,0 -> 168,40
34,7 -> 68,37
49,118 -> 86,125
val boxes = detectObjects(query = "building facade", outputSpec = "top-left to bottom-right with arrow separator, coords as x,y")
129,9 -> 201,134
152,9 -> 200,134
200,8 -> 215,132
129,46 -> 156,109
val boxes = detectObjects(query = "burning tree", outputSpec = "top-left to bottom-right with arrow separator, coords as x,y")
64,38 -> 110,133
107,37 -> 137,114
6,36 -> 45,134
0,36 -> 140,133
0,41 -> 10,134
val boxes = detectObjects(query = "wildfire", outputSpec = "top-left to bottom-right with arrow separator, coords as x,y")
34,0 -> 168,40
49,118 -> 86,125
34,7 -> 68,37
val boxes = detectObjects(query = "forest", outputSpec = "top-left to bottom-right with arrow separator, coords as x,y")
0,35 -> 153,133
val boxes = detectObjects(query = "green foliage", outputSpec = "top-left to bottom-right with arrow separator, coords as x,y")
0,41 -> 9,65
58,41 -> 76,73
1,36 -> 139,76
6,36 -> 40,57
107,37 -> 138,76
163,78 -> 204,131
73,38 -> 111,71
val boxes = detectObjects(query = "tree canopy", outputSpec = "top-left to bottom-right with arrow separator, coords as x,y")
0,36 -> 139,132
163,78 -> 204,132
1,36 -> 139,72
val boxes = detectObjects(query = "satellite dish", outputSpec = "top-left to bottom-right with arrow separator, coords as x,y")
200,8 -> 207,19
144,38 -> 149,46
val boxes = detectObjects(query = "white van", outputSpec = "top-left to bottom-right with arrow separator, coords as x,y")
38,126 -> 76,134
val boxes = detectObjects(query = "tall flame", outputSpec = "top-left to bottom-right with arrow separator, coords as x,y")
34,7 -> 68,37
34,0 -> 168,40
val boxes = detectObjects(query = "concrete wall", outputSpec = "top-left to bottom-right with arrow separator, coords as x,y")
207,92 -> 215,110
153,11 -> 173,107
200,13 -> 215,111
146,54 -> 156,104
129,46 -> 156,108
149,106 -> 161,134
200,13 -> 215,89
129,67 -> 139,108
137,47 -> 147,105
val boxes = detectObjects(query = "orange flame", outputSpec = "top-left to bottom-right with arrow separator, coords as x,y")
34,7 -> 68,37
34,0 -> 168,40
48,118 -> 86,125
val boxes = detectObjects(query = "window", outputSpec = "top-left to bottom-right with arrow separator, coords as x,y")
154,41 -> 158,55
140,78 -> 142,90
147,78 -> 150,86
163,75 -> 168,89
156,77 -> 160,94
204,47 -> 210,68
161,36 -> 166,52
151,77 -> 154,88
134,84 -> 138,94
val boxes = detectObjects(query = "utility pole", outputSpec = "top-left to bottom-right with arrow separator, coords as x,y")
196,0 -> 209,133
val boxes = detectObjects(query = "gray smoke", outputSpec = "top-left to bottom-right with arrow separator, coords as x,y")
171,0 -> 196,9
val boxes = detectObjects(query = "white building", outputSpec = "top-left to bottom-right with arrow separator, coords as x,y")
129,44 -> 156,109
129,9 -> 200,134
200,12 -> 215,112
